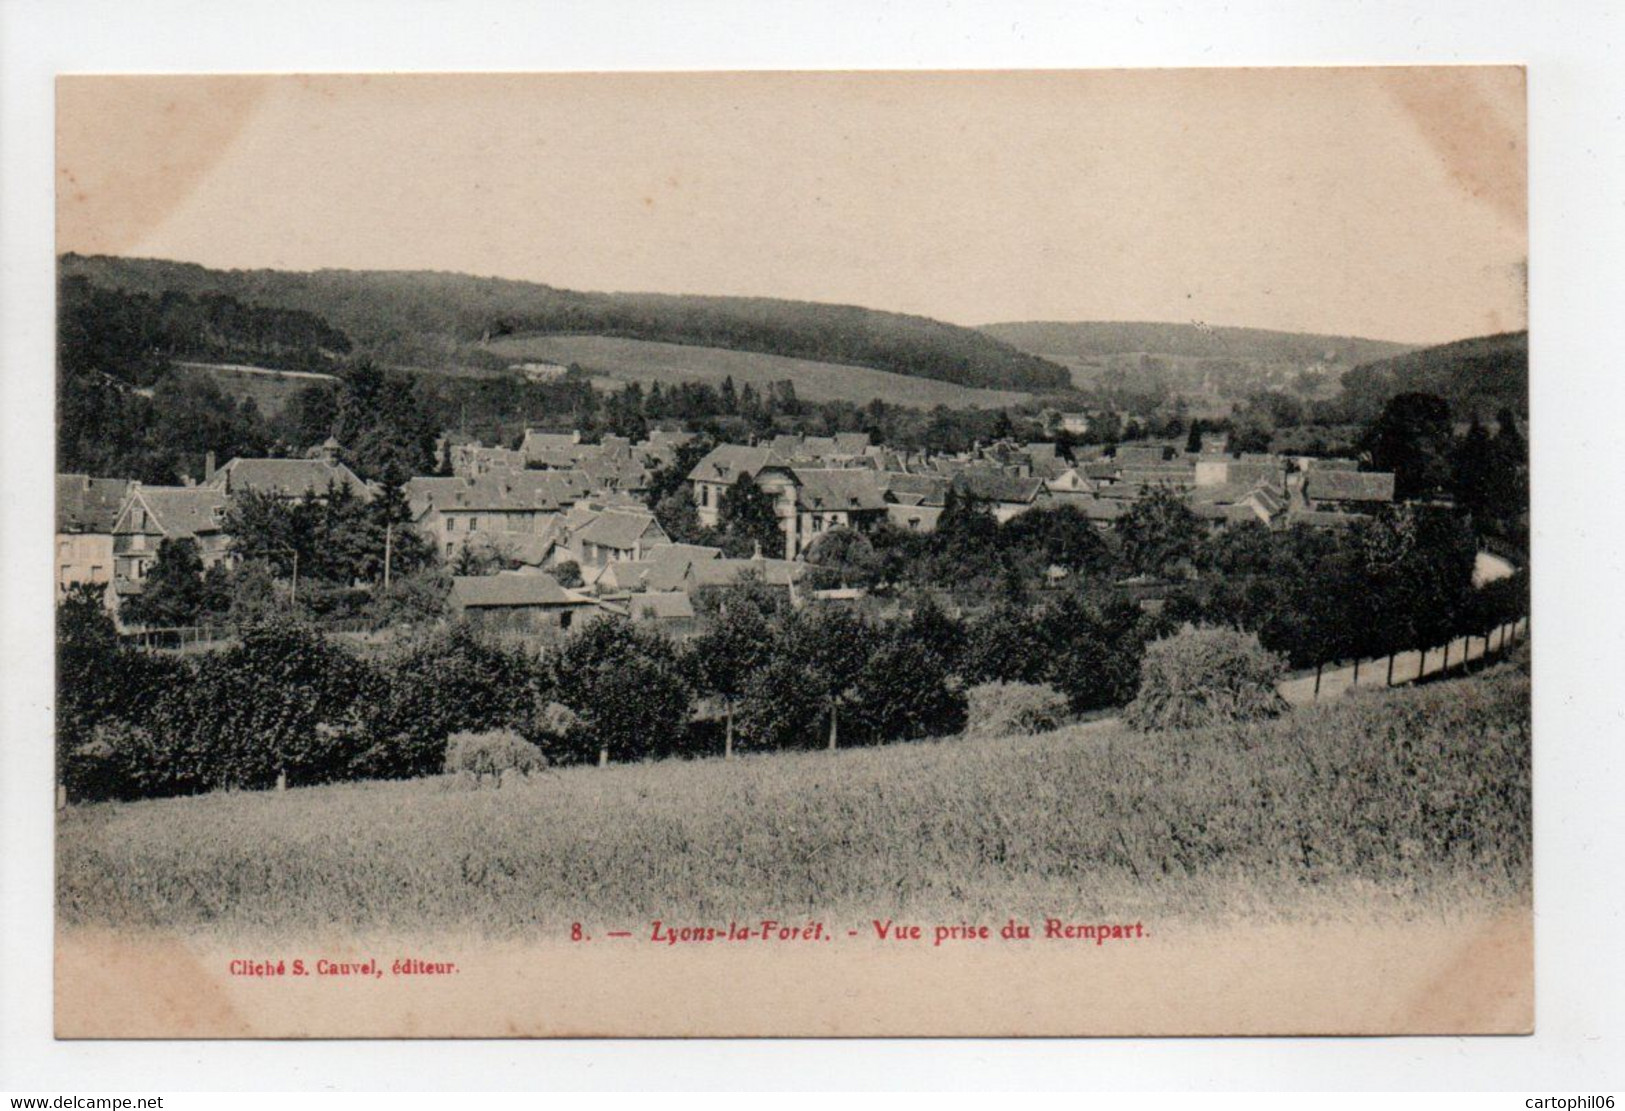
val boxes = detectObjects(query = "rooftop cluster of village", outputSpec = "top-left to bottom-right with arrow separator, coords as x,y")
56,418 -> 1400,637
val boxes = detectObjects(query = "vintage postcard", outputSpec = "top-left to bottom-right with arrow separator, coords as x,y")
53,68 -> 1530,1037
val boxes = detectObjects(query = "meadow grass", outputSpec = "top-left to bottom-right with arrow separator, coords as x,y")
484,334 -> 1034,409
57,655 -> 1530,939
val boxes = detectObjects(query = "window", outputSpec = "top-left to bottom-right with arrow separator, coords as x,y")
559,610 -> 573,630
446,516 -> 457,532
446,542 -> 455,557
469,517 -> 479,531
90,564 -> 103,578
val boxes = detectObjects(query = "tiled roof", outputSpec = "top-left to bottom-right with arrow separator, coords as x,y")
1113,444 -> 1171,465
1074,498 -> 1126,521
1120,464 -> 1196,486
651,543 -> 724,564
1303,470 -> 1396,503
684,558 -> 804,588
407,471 -> 588,516
951,470 -> 1046,504
459,521 -> 562,568
210,457 -> 372,501
125,486 -> 230,538
687,444 -> 781,485
792,468 -> 889,512
57,474 -> 132,533
628,591 -> 696,621
879,472 -> 950,506
449,571 -> 591,609
575,508 -> 666,550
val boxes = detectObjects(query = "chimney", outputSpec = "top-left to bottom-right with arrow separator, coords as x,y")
204,451 -> 216,483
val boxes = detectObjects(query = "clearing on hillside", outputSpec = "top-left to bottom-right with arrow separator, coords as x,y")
482,334 -> 1036,409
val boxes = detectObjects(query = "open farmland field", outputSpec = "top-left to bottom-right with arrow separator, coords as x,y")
175,362 -> 340,418
57,656 -> 1530,940
482,334 -> 1035,409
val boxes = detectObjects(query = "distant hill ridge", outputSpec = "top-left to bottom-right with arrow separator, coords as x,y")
979,319 -> 1415,366
59,254 -> 1071,393
1337,330 -> 1528,420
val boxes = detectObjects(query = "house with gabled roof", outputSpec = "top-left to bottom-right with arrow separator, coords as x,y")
56,474 -> 133,606
565,507 -> 671,569
782,468 -> 889,555
1302,469 -> 1397,511
206,441 -> 372,503
1113,443 -> 1172,467
950,470 -> 1049,523
407,471 -> 586,563
110,484 -> 233,600
687,444 -> 785,527
448,570 -> 602,632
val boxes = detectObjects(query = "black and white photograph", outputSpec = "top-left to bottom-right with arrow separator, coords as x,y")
44,66 -> 1534,1039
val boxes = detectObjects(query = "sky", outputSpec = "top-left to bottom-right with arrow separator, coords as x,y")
56,68 -> 1526,345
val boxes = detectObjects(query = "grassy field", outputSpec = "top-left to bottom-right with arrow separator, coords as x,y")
57,655 -> 1530,939
175,362 -> 340,418
482,334 -> 1035,409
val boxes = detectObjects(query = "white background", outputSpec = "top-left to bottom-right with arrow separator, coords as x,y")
2,0 -> 1622,1093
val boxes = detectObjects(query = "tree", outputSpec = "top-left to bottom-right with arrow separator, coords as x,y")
553,560 -> 584,589
960,601 -> 1047,685
999,504 -> 1111,575
736,653 -> 824,751
644,435 -> 715,510
853,628 -> 967,742
126,537 -> 206,627
1227,410 -> 1273,455
1451,414 -> 1497,524
550,620 -> 692,765
141,619 -> 384,792
367,568 -> 451,627
897,593 -> 966,672
374,621 -> 539,778
689,586 -> 779,757
718,474 -> 782,559
803,527 -> 880,588
1185,419 -> 1204,454
936,485 -> 999,555
334,358 -> 438,485
785,606 -> 877,750
1362,391 -> 1455,501
1115,485 -> 1201,578
369,482 -> 434,583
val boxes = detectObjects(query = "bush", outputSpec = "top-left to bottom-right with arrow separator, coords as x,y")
964,681 -> 1070,737
138,619 -> 384,794
61,719 -> 148,803
444,729 -> 546,787
1124,625 -> 1287,732
371,622 -> 542,778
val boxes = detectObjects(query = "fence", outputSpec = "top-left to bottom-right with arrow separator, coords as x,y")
122,615 -> 388,652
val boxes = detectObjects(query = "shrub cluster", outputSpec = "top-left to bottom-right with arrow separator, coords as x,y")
1124,625 -> 1287,732
964,682 -> 1070,737
444,730 -> 546,787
